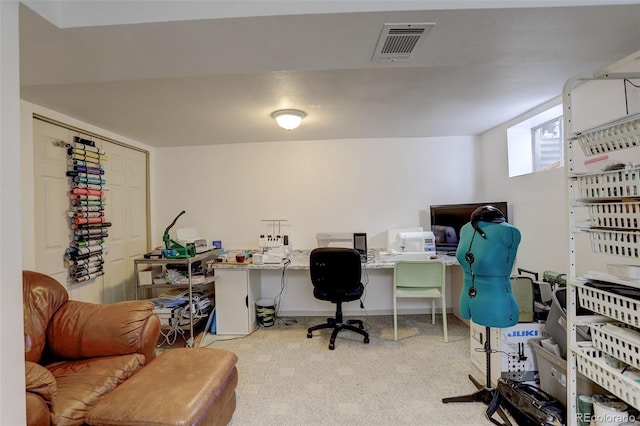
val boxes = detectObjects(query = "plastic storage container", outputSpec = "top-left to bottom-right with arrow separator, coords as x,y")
544,287 -> 591,359
607,263 -> 640,281
531,337 -> 605,407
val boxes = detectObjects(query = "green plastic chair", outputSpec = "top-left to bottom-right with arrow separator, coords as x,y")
393,260 -> 448,342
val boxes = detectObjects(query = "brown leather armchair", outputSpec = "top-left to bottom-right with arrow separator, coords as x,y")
23,270 -> 160,426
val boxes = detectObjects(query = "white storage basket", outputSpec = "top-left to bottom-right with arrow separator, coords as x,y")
586,202 -> 640,229
575,168 -> 640,200
571,113 -> 640,156
577,283 -> 640,328
586,229 -> 640,258
576,348 -> 640,409
590,322 -> 640,369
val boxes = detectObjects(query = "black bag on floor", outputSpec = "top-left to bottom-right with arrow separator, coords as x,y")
493,378 -> 565,426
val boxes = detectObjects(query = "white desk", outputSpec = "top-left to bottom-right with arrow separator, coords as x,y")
210,250 -> 458,270
210,250 -> 464,334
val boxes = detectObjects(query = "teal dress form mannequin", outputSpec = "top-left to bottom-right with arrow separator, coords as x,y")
456,220 -> 521,328
442,206 -> 522,413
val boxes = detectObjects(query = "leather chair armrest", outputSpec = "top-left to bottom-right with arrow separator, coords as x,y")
26,392 -> 51,426
48,300 -> 160,361
138,310 -> 161,362
26,360 -> 56,425
26,361 -> 56,406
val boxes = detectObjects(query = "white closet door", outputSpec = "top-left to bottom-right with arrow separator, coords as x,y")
124,149 -> 148,300
102,143 -> 148,302
102,142 -> 126,302
33,118 -> 148,303
33,120 -> 70,286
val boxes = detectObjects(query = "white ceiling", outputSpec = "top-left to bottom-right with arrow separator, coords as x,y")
19,1 -> 640,147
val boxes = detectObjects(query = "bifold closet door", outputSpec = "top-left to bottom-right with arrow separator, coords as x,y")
101,143 -> 148,303
33,120 -> 70,286
33,118 -> 149,303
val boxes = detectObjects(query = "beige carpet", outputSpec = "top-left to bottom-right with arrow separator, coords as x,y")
196,314 -> 502,426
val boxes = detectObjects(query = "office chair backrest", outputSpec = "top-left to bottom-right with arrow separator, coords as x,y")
394,260 -> 445,288
310,248 -> 361,292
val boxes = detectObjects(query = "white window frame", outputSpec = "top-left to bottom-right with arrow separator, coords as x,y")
531,116 -> 563,172
507,103 -> 564,177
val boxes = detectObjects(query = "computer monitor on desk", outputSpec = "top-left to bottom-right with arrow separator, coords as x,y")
353,233 -> 367,262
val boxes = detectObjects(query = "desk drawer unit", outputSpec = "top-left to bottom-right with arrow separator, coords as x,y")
215,269 -> 260,335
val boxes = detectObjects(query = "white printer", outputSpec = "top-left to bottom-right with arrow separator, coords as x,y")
175,227 -> 210,254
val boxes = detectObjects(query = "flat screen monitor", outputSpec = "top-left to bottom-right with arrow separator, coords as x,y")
430,202 -> 508,254
353,232 -> 367,262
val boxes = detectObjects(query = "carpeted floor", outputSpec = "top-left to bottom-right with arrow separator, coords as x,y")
191,314 -> 503,426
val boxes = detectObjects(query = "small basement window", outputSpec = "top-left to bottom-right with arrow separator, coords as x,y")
508,104 -> 564,177
532,117 -> 563,171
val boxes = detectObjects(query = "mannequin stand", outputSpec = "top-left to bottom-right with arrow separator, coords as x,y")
441,326 -> 512,426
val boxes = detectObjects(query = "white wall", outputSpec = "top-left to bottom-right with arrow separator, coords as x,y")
154,136 -> 479,315
1,2 -> 26,424
479,97 -> 569,276
153,136 -> 479,251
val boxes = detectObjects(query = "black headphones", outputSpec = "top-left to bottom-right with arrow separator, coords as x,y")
465,205 -> 507,298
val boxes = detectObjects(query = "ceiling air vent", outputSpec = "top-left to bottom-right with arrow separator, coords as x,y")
372,23 -> 435,62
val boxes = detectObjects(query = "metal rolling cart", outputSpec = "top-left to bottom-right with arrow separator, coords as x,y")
134,250 -> 216,348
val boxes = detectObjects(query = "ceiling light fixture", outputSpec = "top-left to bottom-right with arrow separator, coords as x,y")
271,109 -> 306,130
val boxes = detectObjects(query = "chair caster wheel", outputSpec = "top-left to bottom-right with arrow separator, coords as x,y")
307,332 -> 312,338
364,337 -> 370,344
329,343 -> 335,350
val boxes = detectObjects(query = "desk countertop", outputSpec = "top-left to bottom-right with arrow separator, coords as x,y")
209,250 -> 458,270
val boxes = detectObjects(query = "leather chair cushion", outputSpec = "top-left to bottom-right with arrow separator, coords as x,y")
86,348 -> 238,426
26,361 -> 57,407
48,300 -> 156,360
46,353 -> 145,426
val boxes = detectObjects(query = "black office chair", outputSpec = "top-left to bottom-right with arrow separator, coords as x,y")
306,247 -> 370,350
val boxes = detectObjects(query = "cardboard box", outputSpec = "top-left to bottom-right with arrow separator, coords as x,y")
138,266 -> 162,286
470,320 -> 546,386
